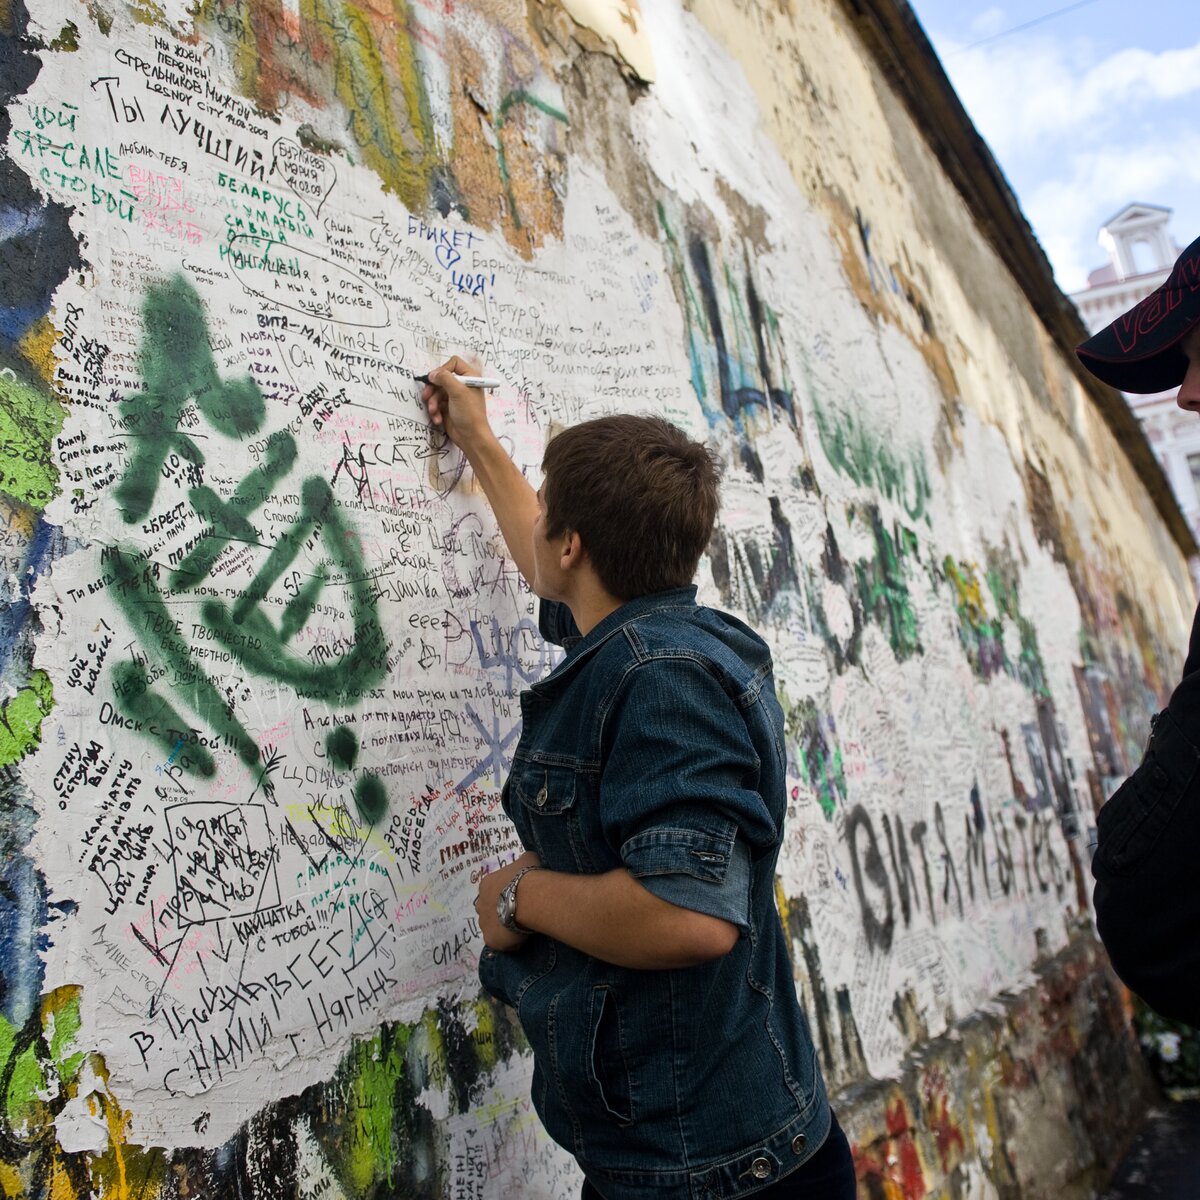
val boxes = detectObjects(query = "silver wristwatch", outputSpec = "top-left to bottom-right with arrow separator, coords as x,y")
497,865 -> 543,933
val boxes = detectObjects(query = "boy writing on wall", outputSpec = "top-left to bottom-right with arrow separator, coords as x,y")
423,359 -> 855,1198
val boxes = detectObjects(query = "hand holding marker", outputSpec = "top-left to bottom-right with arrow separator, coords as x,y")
418,358 -> 501,450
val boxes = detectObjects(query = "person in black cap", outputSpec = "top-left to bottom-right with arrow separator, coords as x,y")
1076,235 -> 1200,1027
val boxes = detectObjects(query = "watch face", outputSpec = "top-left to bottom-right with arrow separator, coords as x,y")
497,882 -> 516,928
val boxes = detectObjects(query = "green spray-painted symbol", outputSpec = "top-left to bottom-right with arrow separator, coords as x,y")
114,276 -> 264,524
106,274 -> 389,776
326,723 -> 389,825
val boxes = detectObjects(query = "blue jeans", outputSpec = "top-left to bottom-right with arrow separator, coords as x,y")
580,1110 -> 856,1199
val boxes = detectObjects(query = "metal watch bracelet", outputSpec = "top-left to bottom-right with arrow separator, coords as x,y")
499,865 -> 545,934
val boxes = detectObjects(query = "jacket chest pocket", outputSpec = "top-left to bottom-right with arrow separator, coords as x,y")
510,760 -> 599,873
514,761 -> 577,814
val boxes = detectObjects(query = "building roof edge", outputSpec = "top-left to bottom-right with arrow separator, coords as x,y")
1100,201 -> 1174,228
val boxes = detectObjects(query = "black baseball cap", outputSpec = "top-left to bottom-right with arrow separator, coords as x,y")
1076,234 -> 1200,393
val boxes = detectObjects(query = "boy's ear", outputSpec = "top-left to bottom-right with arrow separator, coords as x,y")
560,530 -> 585,569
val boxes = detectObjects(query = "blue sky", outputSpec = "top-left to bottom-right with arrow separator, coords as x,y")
908,0 -> 1200,293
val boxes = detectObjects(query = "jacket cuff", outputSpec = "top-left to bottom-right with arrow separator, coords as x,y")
624,833 -> 752,929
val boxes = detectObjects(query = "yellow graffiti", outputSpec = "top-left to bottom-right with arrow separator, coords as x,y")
17,318 -> 60,388
943,558 -> 988,627
0,988 -> 164,1200
305,0 -> 434,209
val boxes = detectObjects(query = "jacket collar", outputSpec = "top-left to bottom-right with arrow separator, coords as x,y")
531,586 -> 698,695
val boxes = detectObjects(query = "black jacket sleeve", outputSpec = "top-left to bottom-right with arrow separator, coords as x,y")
1092,602 -> 1200,1027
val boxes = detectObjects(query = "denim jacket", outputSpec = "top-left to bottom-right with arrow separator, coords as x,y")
478,587 -> 831,1199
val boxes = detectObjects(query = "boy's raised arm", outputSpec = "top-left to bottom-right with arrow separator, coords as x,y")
422,357 -> 540,587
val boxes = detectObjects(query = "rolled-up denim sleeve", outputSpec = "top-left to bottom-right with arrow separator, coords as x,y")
601,658 -> 779,930
627,831 -> 753,928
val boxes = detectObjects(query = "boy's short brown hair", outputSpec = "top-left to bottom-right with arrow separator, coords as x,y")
541,415 -> 721,600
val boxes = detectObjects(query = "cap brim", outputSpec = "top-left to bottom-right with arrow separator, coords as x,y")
1076,340 -> 1189,394
1074,233 -> 1200,393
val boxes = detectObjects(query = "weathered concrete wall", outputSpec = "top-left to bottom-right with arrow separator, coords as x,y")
0,0 -> 1179,1195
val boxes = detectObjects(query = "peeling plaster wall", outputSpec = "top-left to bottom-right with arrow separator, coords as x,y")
0,0 -> 1178,1196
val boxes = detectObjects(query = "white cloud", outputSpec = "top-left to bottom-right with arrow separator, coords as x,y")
928,31 -> 1200,292
969,7 -> 1008,39
1025,136 -> 1200,290
945,39 -> 1200,161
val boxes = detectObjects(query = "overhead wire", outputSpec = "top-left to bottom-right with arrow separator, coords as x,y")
951,0 -> 1105,53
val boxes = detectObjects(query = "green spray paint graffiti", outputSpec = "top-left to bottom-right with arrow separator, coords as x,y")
105,275 -> 389,789
943,557 -> 1006,680
941,552 -> 1047,697
325,725 -> 388,824
986,551 -> 1048,697
493,89 -> 569,232
812,400 -> 931,524
0,670 -> 53,768
852,508 -> 921,662
783,695 -> 846,820
0,374 -> 65,512
112,276 -> 261,524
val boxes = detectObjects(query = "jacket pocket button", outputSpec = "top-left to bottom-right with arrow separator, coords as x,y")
750,1157 -> 772,1180
535,787 -> 548,807
792,1134 -> 807,1154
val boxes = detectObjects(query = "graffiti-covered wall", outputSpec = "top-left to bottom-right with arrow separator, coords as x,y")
0,0 -> 1186,1195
